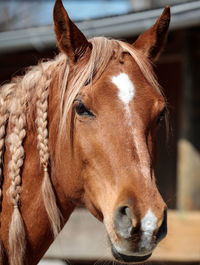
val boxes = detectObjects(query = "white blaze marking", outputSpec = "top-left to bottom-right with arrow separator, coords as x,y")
112,73 -> 135,106
112,73 -> 150,181
140,209 -> 157,250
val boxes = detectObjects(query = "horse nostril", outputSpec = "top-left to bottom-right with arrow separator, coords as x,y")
156,209 -> 167,243
114,206 -> 133,239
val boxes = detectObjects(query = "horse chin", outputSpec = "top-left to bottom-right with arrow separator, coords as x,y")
110,243 -> 152,264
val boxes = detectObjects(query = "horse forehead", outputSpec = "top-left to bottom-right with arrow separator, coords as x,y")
90,53 -> 162,108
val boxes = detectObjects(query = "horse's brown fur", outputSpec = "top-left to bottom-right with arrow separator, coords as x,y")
0,1 -> 170,264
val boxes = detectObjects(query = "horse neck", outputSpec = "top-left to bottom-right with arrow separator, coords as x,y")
1,68 -> 75,265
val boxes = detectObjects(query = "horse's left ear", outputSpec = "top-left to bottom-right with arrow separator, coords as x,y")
53,0 -> 92,62
133,6 -> 170,61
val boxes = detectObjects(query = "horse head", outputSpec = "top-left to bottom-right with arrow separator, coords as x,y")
53,0 -> 170,263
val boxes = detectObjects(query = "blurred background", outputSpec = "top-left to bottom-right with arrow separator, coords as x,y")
0,0 -> 200,264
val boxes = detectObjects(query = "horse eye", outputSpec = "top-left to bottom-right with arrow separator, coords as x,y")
157,108 -> 166,124
75,102 -> 94,117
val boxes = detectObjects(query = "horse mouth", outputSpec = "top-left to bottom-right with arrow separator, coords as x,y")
111,244 -> 152,263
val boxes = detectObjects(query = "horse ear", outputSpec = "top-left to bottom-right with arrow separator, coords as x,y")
133,6 -> 170,61
53,0 -> 91,62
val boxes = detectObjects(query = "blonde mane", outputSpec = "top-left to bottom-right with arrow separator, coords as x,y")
0,37 -> 160,265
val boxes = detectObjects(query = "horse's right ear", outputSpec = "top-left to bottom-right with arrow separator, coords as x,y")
53,0 -> 92,62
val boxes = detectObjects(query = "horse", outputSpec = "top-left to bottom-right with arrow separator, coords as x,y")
0,0 -> 170,264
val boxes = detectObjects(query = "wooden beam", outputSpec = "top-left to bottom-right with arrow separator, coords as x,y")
177,28 -> 200,210
44,209 -> 200,262
153,210 -> 200,261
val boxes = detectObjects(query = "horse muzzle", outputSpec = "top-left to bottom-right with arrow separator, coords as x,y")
106,205 -> 167,263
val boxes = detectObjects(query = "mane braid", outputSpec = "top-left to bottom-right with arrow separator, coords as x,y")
35,64 -> 62,237
0,84 -> 15,209
0,83 -> 15,264
8,82 -> 27,265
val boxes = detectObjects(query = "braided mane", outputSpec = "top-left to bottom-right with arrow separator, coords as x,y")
0,37 -> 159,265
